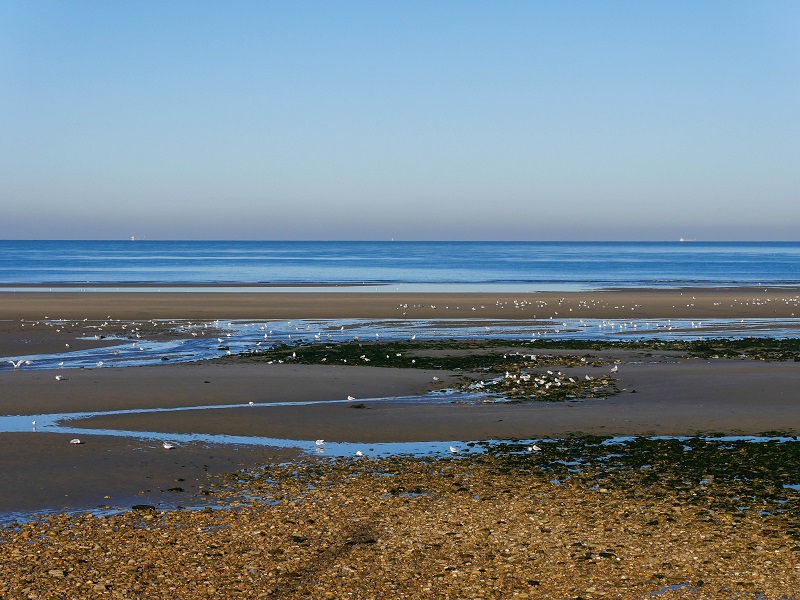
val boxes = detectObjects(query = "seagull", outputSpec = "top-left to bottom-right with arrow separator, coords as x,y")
32,420 -> 36,430
162,441 -> 175,449
55,375 -> 63,381
449,446 -> 458,454
69,439 -> 82,444
7,360 -> 28,369
355,450 -> 364,457
347,395 -> 356,401
248,401 -> 254,406
527,444 -> 542,452
315,439 -> 325,446
610,364 -> 618,373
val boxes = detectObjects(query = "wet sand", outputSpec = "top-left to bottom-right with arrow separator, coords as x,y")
0,363 -> 442,514
1,287 -> 799,516
74,360 -> 800,441
2,286 -> 799,323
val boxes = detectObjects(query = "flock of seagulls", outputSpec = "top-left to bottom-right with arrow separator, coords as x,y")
9,289 -> 800,477
8,315 -> 617,464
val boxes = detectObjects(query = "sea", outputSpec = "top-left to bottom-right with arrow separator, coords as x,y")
1,240 -> 799,290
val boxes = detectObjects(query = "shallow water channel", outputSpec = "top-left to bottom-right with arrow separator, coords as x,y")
3,316 -> 800,372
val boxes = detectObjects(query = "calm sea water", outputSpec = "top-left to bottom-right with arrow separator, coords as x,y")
0,240 -> 798,290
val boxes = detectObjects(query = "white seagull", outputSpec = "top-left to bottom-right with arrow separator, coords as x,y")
347,395 -> 356,401
162,441 -> 175,449
610,364 -> 618,373
527,444 -> 542,452
7,360 -> 31,369
69,438 -> 82,444
449,446 -> 458,454
315,439 -> 325,446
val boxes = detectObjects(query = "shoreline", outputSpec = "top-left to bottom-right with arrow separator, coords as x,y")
1,286 -> 799,322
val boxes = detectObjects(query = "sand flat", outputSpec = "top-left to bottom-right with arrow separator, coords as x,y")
1,286 -> 799,321
1,287 -> 799,515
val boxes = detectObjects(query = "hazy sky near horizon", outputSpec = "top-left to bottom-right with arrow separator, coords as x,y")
2,1 -> 799,241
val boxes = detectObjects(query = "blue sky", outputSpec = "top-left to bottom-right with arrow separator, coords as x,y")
2,1 -> 799,240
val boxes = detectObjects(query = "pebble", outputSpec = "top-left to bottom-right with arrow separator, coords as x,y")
1,455 -> 798,598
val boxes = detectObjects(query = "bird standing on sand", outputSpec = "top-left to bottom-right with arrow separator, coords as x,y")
610,364 -> 618,373
162,441 -> 175,449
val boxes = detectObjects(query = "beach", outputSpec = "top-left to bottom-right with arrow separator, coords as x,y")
2,287 -> 799,597
1,287 -> 799,511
